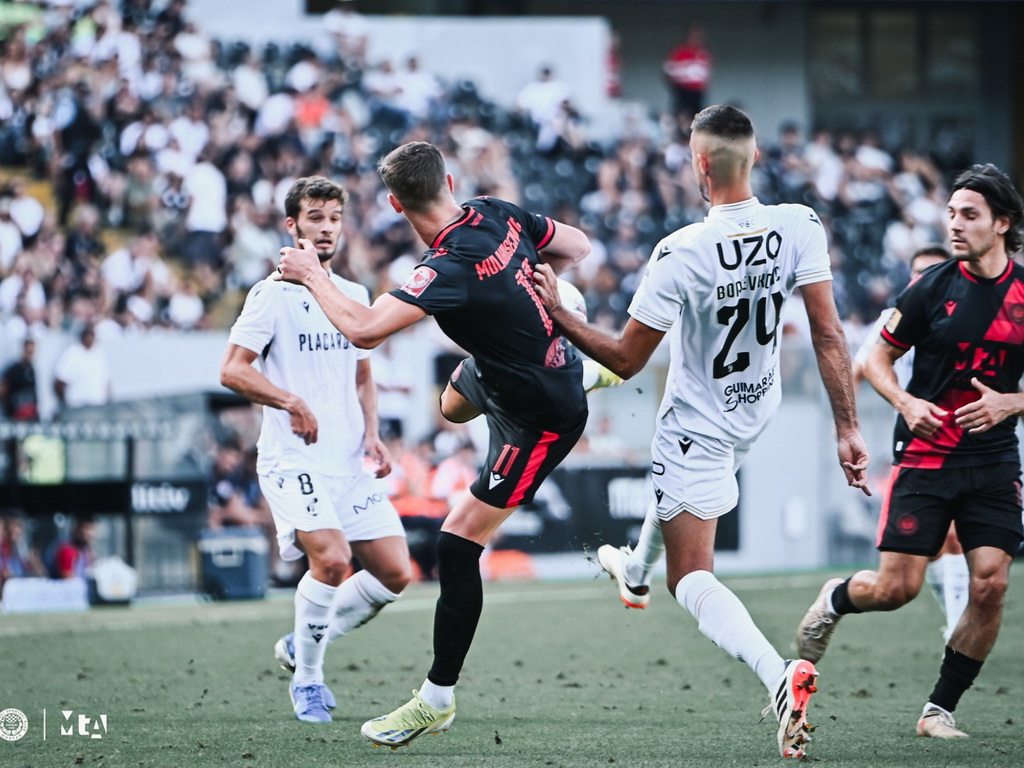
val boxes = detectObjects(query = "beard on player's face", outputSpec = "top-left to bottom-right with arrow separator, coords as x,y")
294,222 -> 337,262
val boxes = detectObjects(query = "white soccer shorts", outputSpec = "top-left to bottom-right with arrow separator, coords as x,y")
259,467 -> 406,561
650,415 -> 754,522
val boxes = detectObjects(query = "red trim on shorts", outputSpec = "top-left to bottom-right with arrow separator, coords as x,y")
507,430 -> 559,507
876,465 -> 902,548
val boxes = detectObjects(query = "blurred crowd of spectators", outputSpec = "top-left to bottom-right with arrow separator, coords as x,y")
0,0 -> 984,593
0,0 -> 976,357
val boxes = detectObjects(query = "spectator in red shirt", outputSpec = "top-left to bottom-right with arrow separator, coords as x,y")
663,21 -> 712,120
46,516 -> 95,580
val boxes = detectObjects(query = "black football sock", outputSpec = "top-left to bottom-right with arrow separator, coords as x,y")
928,646 -> 984,713
427,531 -> 485,687
829,578 -> 864,615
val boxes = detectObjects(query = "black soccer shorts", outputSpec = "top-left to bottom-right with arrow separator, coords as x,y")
878,462 -> 1024,557
450,357 -> 586,509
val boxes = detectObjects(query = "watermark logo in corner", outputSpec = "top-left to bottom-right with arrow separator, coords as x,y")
0,708 -> 28,741
60,711 -> 108,739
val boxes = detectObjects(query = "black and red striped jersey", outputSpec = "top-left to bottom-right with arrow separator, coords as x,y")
881,258 -> 1024,468
390,196 -> 586,430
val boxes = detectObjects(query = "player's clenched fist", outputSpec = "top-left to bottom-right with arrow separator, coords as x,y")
276,238 -> 322,285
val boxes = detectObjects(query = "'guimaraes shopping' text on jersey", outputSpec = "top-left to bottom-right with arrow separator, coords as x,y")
629,198 -> 832,442
229,272 -> 372,476
389,196 -> 586,430
881,259 -> 1024,469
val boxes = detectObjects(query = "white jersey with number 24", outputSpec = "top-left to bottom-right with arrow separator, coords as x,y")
629,197 -> 832,443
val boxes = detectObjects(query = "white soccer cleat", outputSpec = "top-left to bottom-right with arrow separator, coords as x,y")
917,703 -> 968,738
597,544 -> 650,609
796,578 -> 844,663
763,659 -> 818,758
274,633 -> 298,673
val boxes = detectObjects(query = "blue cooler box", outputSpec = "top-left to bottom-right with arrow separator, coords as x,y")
198,527 -> 269,600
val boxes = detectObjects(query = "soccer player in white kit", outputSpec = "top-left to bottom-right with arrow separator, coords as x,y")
220,176 -> 411,723
533,105 -> 870,759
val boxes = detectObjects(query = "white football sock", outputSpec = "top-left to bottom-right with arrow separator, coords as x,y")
676,569 -> 785,691
939,553 -> 970,642
326,569 -> 401,643
623,504 -> 664,587
293,572 -> 337,686
420,678 -> 454,710
925,558 -> 946,607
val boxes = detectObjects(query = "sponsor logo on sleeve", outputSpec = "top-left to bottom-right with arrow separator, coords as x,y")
400,266 -> 438,298
884,309 -> 902,334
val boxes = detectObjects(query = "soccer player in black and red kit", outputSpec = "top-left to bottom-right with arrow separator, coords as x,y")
276,141 -> 591,748
797,164 -> 1024,740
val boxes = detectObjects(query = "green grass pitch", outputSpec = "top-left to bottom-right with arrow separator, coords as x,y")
2,566 -> 1022,767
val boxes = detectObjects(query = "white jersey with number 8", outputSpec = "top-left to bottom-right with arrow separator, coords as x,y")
228,272 -> 373,476
628,198 -> 832,443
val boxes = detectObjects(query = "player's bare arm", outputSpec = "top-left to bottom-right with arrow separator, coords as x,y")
277,238 -> 427,348
863,340 -> 947,437
800,280 -> 871,495
533,262 -> 664,379
356,357 -> 392,478
220,343 -> 318,444
954,376 -> 1024,434
536,221 -> 591,275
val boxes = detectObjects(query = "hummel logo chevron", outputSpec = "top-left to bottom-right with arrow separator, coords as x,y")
488,473 -> 504,489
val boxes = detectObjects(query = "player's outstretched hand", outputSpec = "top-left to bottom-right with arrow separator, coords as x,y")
532,263 -> 561,315
837,430 -> 871,496
276,238 -> 321,285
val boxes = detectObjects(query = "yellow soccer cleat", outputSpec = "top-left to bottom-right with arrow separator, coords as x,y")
361,690 -> 456,748
583,360 -> 624,394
